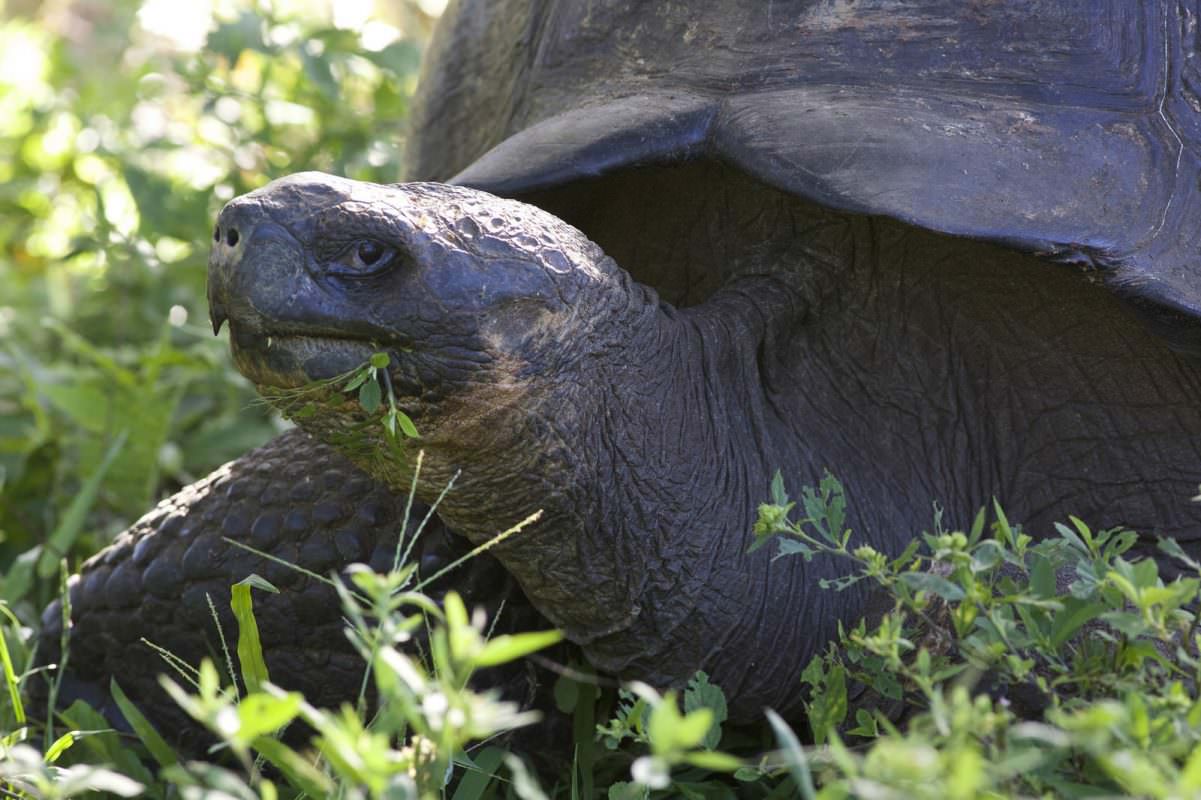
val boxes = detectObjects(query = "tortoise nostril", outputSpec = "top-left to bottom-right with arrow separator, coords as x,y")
213,225 -> 221,242
226,228 -> 240,247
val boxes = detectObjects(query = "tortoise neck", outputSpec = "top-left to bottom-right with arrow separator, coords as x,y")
429,278 -> 851,685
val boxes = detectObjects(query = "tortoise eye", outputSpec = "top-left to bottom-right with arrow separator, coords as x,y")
356,240 -> 385,266
332,239 -> 394,276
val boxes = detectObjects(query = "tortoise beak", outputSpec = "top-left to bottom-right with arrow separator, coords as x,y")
208,295 -> 228,335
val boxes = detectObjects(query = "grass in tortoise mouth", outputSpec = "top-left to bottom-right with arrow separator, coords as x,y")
252,351 -> 420,472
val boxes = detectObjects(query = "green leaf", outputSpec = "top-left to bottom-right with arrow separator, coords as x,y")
553,674 -> 579,714
643,696 -> 682,749
773,537 -> 813,561
683,671 -> 727,750
818,470 -> 846,539
395,409 -> 420,438
293,402 -> 318,420
235,692 -> 302,743
44,730 -> 77,763
800,656 -> 825,689
673,709 -> 715,751
359,377 -> 382,413
992,500 -> 1014,547
1030,554 -> 1056,598
110,679 -> 179,768
452,745 -> 507,800
968,505 -> 988,544
251,735 -> 335,798
343,369 -> 370,392
444,590 -> 469,630
571,674 -> 599,798
733,766 -> 764,782
1054,521 -> 1090,556
683,750 -> 742,772
58,700 -> 156,791
230,577 -> 274,694
206,11 -> 269,60
37,430 -> 126,578
1156,536 -> 1199,570
236,573 -> 279,594
647,694 -> 698,753
1,547 -> 39,607
891,537 -> 923,571
766,709 -> 816,800
1131,557 -> 1160,589
970,540 -> 1004,572
1180,741 -> 1201,791
369,352 -> 391,369
899,571 -> 965,601
805,663 -> 846,745
608,782 -> 649,800
1100,610 -> 1146,637
769,470 -> 789,506
474,630 -> 564,668
847,708 -> 878,738
39,382 -> 110,432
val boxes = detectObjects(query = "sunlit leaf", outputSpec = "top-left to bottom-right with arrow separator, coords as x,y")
230,577 -> 274,693
474,630 -> 563,668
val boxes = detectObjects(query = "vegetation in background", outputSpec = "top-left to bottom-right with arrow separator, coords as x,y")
4,1 -> 1201,797
0,0 -> 434,613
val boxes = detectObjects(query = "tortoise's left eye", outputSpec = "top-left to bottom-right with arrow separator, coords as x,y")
333,239 -> 395,275
356,240 -> 385,266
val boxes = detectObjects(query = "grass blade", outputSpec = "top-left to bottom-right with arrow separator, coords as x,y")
0,603 -> 26,725
111,678 -> 179,768
766,708 -> 816,800
452,745 -> 507,799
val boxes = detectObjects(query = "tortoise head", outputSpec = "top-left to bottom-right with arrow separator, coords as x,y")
207,172 -> 630,436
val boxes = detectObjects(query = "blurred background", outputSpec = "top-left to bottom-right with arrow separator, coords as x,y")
0,0 -> 440,619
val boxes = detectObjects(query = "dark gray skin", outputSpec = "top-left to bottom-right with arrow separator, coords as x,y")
206,165 -> 1201,720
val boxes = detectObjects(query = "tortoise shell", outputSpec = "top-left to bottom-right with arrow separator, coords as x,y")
409,0 -> 1201,350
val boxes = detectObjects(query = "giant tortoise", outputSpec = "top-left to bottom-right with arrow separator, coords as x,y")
37,0 -> 1201,739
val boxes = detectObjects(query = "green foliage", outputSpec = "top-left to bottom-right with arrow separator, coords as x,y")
0,0 -> 436,615
595,673 -> 741,795
141,537 -> 562,799
754,475 -> 1201,798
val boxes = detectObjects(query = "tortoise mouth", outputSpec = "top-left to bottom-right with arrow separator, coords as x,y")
229,323 -> 378,389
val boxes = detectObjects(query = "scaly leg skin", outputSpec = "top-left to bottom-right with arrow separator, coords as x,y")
30,428 -> 547,753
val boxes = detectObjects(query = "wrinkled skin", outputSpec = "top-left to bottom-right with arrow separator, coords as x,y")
204,164 -> 1201,720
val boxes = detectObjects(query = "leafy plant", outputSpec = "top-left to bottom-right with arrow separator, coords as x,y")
753,473 -> 1201,798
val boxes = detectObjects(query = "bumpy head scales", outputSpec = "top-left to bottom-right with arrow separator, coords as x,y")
207,172 -> 631,478
213,174 -> 623,381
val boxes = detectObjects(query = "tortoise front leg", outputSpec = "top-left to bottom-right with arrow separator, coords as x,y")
30,429 -> 537,752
